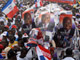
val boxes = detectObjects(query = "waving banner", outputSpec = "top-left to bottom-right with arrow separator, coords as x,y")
36,45 -> 51,60
1,0 -> 19,19
42,0 -> 76,4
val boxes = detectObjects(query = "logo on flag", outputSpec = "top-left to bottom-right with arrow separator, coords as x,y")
1,0 -> 19,19
8,5 -> 13,10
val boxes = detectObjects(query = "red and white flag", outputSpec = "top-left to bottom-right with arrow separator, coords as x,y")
36,45 -> 51,60
1,0 -> 19,19
35,0 -> 43,7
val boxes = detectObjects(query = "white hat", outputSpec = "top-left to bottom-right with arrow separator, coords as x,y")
22,33 -> 28,38
1,31 -> 7,37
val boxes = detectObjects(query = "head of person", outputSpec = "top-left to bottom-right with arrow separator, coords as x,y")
8,35 -> 15,44
11,25 -> 17,35
8,30 -> 13,36
18,40 -> 24,47
20,47 -> 28,58
17,22 -> 22,29
0,21 -> 4,31
15,20 -> 19,26
18,31 -> 23,38
7,49 -> 17,60
66,48 -> 73,56
4,25 -> 9,31
63,17 -> 72,30
24,13 -> 32,25
1,39 -> 8,48
0,21 -> 4,26
11,28 -> 16,35
42,14 -> 50,24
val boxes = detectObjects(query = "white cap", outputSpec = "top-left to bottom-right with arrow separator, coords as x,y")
1,31 -> 7,37
22,33 -> 28,38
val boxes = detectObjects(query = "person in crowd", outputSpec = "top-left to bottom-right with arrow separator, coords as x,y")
0,20 -> 4,32
8,35 -> 18,48
16,21 -> 22,32
17,31 -> 23,40
22,13 -> 36,35
62,48 -> 75,60
17,47 -> 32,60
53,17 -> 76,47
7,49 -> 17,60
18,39 -> 25,49
1,39 -> 8,49
4,25 -> 9,32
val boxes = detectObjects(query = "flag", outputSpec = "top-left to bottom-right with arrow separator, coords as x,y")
43,0 -> 76,4
34,0 -> 37,3
13,0 -> 16,3
13,0 -> 15,3
35,0 -> 43,7
1,0 -> 19,19
36,45 -> 51,60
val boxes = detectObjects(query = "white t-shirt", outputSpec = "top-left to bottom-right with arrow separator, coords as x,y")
62,57 -> 75,60
17,49 -> 33,60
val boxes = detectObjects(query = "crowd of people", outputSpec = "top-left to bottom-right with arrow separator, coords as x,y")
0,0 -> 80,60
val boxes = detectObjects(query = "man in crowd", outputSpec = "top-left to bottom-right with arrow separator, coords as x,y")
62,48 -> 75,60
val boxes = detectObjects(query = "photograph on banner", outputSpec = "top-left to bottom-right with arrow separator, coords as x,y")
44,0 -> 76,4
53,14 -> 76,48
22,8 -> 35,22
59,14 -> 75,29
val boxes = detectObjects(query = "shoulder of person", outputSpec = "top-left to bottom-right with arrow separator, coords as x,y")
62,57 -> 75,60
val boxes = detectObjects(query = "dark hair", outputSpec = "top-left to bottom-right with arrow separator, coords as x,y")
18,31 -> 22,38
66,48 -> 73,56
63,17 -> 72,27
2,39 -> 9,47
20,47 -> 29,58
18,39 -> 24,47
7,49 -> 16,59
24,13 -> 31,20
23,38 -> 28,42
21,47 -> 27,52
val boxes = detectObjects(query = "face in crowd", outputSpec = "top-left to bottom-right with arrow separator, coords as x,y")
42,14 -> 50,24
63,17 -> 72,30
